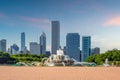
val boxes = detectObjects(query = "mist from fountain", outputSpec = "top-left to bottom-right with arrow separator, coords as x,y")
103,58 -> 110,67
62,62 -> 65,66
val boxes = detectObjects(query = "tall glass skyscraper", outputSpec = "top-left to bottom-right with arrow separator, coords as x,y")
10,44 -> 19,54
51,21 -> 60,54
21,32 -> 26,52
40,32 -> 46,54
66,33 -> 80,61
0,39 -> 6,52
82,36 -> 91,61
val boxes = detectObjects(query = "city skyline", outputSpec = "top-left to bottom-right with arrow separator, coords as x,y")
1,0 -> 120,53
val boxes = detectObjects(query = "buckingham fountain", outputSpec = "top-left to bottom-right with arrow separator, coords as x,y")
44,49 -> 74,66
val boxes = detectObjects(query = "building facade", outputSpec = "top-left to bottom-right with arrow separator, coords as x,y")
40,32 -> 46,54
82,36 -> 91,61
0,39 -> 6,52
51,21 -> 60,54
10,44 -> 19,54
21,32 -> 26,53
30,42 -> 40,55
91,47 -> 100,55
66,33 -> 80,61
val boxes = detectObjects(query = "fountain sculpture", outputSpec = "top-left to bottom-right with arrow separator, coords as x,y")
44,49 -> 74,66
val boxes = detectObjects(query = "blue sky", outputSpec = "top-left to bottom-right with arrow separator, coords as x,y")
1,0 -> 120,53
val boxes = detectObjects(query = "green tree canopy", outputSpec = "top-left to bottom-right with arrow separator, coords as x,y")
86,49 -> 120,65
0,51 -> 16,64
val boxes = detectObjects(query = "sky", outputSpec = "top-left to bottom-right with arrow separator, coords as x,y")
0,0 -> 120,53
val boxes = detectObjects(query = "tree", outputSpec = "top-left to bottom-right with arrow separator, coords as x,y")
86,49 -> 120,65
0,51 -> 17,64
11,53 -> 47,63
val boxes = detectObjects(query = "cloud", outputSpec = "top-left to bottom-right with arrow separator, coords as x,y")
0,13 -> 8,18
0,14 -> 51,31
103,16 -> 120,27
90,4 -> 105,12
19,16 -> 51,31
20,16 -> 50,24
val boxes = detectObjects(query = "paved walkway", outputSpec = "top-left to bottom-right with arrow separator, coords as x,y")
0,66 -> 120,80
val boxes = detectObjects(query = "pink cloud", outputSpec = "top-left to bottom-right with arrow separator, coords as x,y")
0,13 -> 8,18
19,16 -> 51,31
103,16 -> 120,26
20,16 -> 50,24
90,4 -> 104,11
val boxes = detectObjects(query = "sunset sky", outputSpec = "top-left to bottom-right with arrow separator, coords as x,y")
0,0 -> 120,53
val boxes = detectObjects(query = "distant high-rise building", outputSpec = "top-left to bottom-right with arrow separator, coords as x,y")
30,42 -> 40,55
63,46 -> 66,55
10,44 -> 19,54
79,50 -> 82,62
46,51 -> 50,57
0,39 -> 6,52
82,36 -> 91,61
7,48 -> 11,54
51,21 -> 60,54
66,33 -> 80,61
91,47 -> 100,55
21,32 -> 26,53
40,32 -> 46,54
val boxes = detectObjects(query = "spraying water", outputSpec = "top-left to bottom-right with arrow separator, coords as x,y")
62,62 -> 65,66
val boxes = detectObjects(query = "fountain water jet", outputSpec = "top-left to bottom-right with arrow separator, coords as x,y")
44,49 -> 74,66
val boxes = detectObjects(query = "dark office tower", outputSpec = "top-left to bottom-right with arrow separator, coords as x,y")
51,21 -> 60,54
40,32 -> 46,54
63,46 -> 66,55
0,39 -> 6,52
21,32 -> 26,53
82,36 -> 91,61
66,33 -> 80,61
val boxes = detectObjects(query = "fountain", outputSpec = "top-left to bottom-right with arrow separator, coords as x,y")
44,49 -> 74,66
62,62 -> 65,66
105,58 -> 108,64
103,58 -> 110,67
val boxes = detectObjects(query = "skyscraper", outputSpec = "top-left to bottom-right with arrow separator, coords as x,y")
0,39 -> 6,52
10,44 -> 19,54
51,21 -> 60,54
30,42 -> 40,55
66,33 -> 80,61
91,47 -> 100,55
21,32 -> 25,53
40,32 -> 46,54
82,36 -> 91,61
